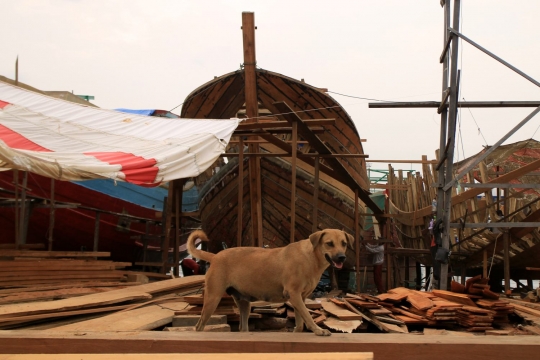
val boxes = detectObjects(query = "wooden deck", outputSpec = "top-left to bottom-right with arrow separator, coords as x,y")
0,331 -> 538,360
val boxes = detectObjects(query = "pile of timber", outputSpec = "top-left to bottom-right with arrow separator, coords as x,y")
0,249 -> 173,293
0,275 -> 204,330
450,276 -> 514,324
337,286 -> 516,333
171,291 -> 367,333
456,306 -> 495,331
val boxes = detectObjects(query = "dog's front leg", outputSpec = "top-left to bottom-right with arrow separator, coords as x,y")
288,293 -> 331,336
293,309 -> 305,332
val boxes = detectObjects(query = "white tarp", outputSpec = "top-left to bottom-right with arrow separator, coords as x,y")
0,81 -> 240,186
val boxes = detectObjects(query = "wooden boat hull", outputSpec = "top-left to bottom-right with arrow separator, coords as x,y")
181,69 -> 370,260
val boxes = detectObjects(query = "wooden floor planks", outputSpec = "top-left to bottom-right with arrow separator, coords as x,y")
50,305 -> 175,331
0,331 -> 537,360
0,353 -> 374,360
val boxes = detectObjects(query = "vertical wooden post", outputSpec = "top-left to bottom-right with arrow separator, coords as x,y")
242,12 -> 262,247
503,189 -> 510,294
162,184 -> 174,274
19,171 -> 28,245
312,156 -> 319,233
440,0 -> 461,291
290,120 -> 297,243
142,221 -> 150,272
386,253 -> 393,290
14,170 -> 19,248
404,256 -> 410,286
174,179 -> 184,277
48,178 -> 55,251
461,267 -> 466,285
483,249 -> 488,278
355,189 -> 361,294
93,212 -> 100,252
237,137 -> 244,247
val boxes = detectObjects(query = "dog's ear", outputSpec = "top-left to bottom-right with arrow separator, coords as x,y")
309,230 -> 325,248
345,232 -> 355,250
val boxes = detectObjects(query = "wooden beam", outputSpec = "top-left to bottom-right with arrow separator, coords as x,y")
48,178 -> 55,251
395,158 -> 540,226
354,189 -> 360,294
290,120 -> 297,243
237,137 -> 244,247
0,331 -> 538,359
312,156 -> 320,234
162,184 -> 174,274
92,212 -> 100,252
242,12 -> 262,247
369,100 -> 540,108
0,354 -> 373,360
0,250 -> 110,258
367,159 -> 437,164
222,153 -> 368,158
272,101 -> 382,216
503,189 -> 510,294
236,119 -> 335,130
174,179 -> 184,277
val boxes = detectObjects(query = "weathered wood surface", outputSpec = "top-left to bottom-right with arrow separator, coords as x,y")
0,251 -> 110,258
0,276 -> 204,320
0,352 -> 372,360
0,332 -> 538,359
50,305 -> 175,331
320,300 -> 363,321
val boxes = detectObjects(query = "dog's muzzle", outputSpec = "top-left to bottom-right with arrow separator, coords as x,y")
325,253 -> 346,269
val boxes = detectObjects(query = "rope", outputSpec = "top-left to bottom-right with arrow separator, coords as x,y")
488,233 -> 501,278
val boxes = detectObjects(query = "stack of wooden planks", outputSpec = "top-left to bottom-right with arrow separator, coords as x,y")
0,275 -> 204,330
0,258 -> 131,288
476,298 -> 514,323
457,306 -> 495,331
449,276 -> 514,324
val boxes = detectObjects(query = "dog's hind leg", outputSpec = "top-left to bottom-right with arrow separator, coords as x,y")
195,279 -> 226,331
287,292 -> 331,336
232,296 -> 251,332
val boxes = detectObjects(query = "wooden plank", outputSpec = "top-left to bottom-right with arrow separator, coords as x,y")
431,290 -> 477,307
0,282 -> 139,296
0,251 -> 110,258
406,293 -> 433,311
0,287 -> 114,305
0,276 -> 204,320
320,301 -> 364,321
50,305 -> 175,331
172,315 -> 226,327
0,305 -> 130,328
323,318 -> 362,333
164,324 -> 231,332
1,331 -> 539,358
0,353 -> 372,360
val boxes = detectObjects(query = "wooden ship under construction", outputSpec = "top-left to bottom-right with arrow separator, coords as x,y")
160,11 -> 540,296
2,5 -> 540,358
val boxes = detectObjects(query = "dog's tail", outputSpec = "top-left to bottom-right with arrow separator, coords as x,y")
187,229 -> 215,263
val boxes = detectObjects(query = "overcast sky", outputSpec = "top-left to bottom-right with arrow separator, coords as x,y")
2,0 -> 540,172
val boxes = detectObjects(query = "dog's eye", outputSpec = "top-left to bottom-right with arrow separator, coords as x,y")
326,242 -> 335,247
342,241 -> 347,247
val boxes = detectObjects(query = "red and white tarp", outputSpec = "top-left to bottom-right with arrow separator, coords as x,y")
0,81 -> 240,186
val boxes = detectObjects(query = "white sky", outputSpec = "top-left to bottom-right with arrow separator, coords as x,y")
2,0 -> 540,172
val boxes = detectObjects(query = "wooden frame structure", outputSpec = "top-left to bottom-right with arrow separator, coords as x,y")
159,13 -> 384,288
369,0 -> 540,291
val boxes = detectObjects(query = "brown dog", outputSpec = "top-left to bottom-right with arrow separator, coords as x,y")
187,229 -> 354,336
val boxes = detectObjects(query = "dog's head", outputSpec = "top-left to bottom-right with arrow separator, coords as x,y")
309,229 -> 354,270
